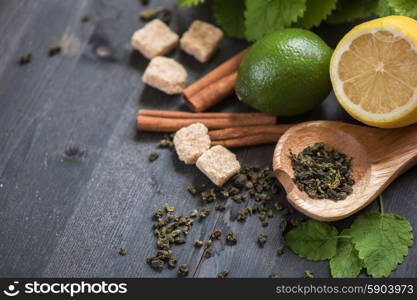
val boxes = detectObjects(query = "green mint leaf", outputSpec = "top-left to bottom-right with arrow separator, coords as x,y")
296,0 -> 338,28
350,212 -> 413,278
329,229 -> 362,278
387,0 -> 417,17
326,0 -> 378,24
376,0 -> 397,16
213,0 -> 246,39
286,219 -> 338,261
244,0 -> 307,41
177,0 -> 205,8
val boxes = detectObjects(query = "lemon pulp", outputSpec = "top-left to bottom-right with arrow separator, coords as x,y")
330,16 -> 417,128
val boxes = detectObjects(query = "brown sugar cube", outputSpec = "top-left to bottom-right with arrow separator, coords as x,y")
174,123 -> 211,164
180,20 -> 223,63
131,19 -> 179,59
196,145 -> 241,186
142,56 -> 187,94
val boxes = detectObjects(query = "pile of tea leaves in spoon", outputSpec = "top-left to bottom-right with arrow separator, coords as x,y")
290,142 -> 355,200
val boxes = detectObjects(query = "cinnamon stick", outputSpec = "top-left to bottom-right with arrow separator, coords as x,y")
138,109 -> 271,120
208,125 -> 291,141
183,49 -> 247,98
183,49 -> 248,112
209,125 -> 290,148
137,111 -> 276,132
211,135 -> 282,148
184,72 -> 238,112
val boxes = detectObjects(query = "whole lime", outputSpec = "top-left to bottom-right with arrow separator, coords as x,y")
236,29 -> 333,116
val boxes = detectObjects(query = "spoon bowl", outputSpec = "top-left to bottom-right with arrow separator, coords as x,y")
273,121 -> 417,221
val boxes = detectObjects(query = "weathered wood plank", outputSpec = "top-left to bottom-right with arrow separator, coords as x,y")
0,0 -> 416,278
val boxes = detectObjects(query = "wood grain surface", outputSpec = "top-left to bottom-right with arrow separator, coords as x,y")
0,0 -> 416,278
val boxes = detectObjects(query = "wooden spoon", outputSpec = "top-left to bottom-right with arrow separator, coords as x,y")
272,121 -> 417,221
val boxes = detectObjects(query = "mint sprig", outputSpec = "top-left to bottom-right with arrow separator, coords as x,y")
329,229 -> 363,278
286,196 -> 413,278
178,0 -> 417,41
286,220 -> 338,261
213,0 -> 246,39
296,0 -> 338,28
244,0 -> 307,41
349,212 -> 413,277
326,0 -> 379,24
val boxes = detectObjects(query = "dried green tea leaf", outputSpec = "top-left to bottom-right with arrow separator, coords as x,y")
303,270 -> 314,278
326,0 -> 378,24
213,0 -> 246,39
286,219 -> 338,261
19,53 -> 32,65
350,212 -> 413,278
177,0 -> 205,8
177,264 -> 189,276
296,0 -> 338,28
329,229 -> 362,278
244,0 -> 307,41
290,143 -> 354,200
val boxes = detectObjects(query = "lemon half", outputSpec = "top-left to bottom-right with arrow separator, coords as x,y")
330,16 -> 417,128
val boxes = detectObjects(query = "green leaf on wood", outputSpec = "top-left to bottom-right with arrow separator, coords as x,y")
350,212 -> 413,278
329,229 -> 362,278
244,0 -> 307,41
213,0 -> 246,39
286,219 -> 338,261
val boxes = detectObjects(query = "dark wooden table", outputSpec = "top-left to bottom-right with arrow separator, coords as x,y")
0,0 -> 416,278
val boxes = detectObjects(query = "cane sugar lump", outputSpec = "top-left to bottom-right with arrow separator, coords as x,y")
180,20 -> 223,63
196,145 -> 241,186
174,123 -> 211,164
132,19 -> 179,59
142,56 -> 187,94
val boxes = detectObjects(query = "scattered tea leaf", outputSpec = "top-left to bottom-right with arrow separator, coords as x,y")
257,233 -> 268,248
226,232 -> 237,245
193,240 -> 203,248
80,15 -> 91,22
204,247 -> 214,258
48,44 -> 62,56
19,53 -> 32,65
304,270 -> 314,278
178,264 -> 189,276
217,270 -> 229,278
210,229 -> 222,240
149,152 -> 159,161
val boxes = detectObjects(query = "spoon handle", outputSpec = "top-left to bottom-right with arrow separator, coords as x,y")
376,125 -> 417,177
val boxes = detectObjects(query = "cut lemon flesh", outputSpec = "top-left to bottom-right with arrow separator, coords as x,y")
330,16 -> 417,128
